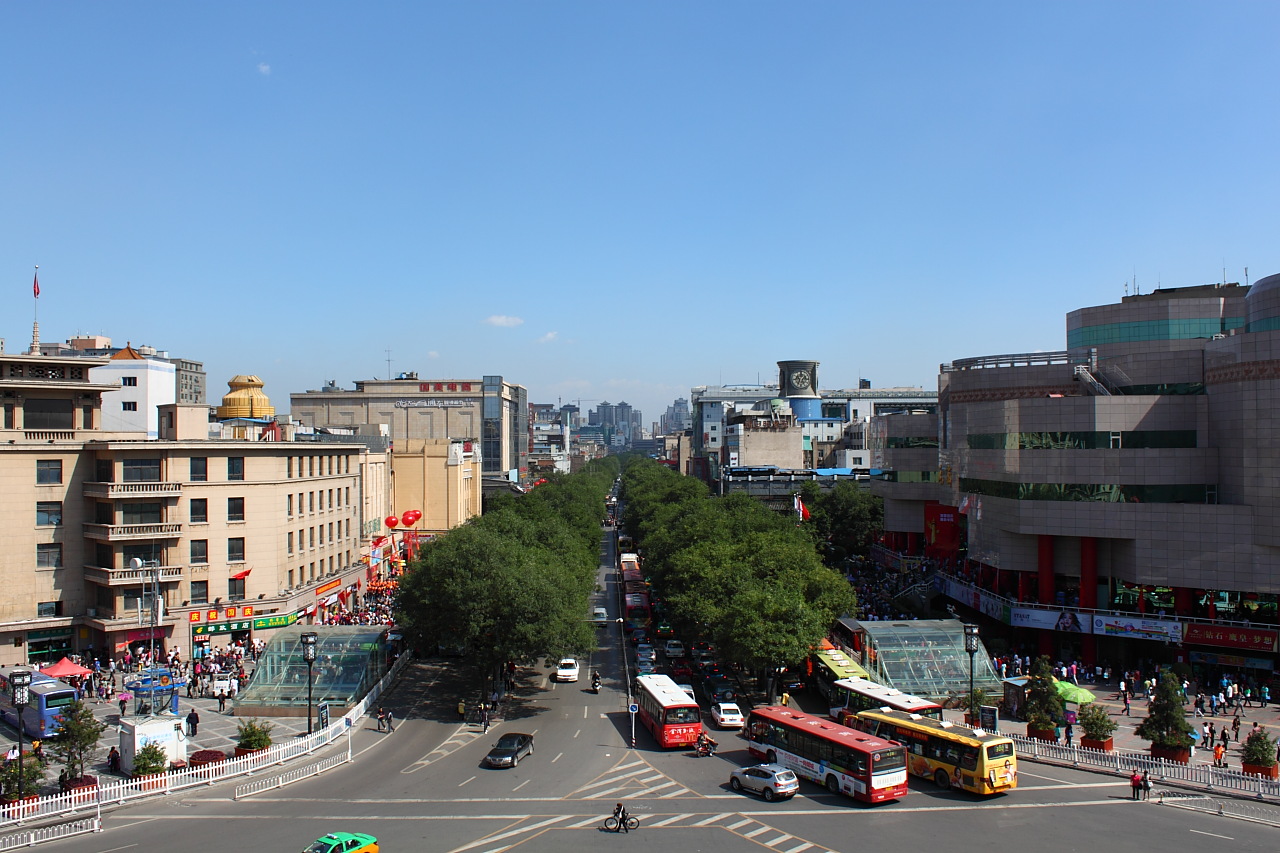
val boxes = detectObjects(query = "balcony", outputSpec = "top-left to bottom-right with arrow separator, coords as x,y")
82,522 -> 183,542
84,481 -> 183,499
84,564 -> 185,586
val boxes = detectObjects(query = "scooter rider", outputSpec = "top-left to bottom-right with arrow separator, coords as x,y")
591,670 -> 601,691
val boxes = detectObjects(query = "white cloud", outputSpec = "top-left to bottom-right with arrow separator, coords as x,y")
536,331 -> 559,344
427,351 -> 439,359
485,315 -> 524,328
257,62 -> 271,76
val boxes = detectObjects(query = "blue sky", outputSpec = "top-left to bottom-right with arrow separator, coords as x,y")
5,3 -> 1278,424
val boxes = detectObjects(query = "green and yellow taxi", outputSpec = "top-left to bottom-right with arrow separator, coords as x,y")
302,832 -> 379,853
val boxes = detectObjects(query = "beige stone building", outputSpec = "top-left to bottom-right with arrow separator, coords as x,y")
0,351 -> 390,665
390,439 -> 482,536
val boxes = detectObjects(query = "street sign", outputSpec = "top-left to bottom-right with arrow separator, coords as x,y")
629,703 -> 638,714
318,702 -> 331,730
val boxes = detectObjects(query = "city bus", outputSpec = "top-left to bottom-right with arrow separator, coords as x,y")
744,706 -> 908,803
851,708 -> 1017,795
624,594 -> 652,630
810,647 -> 870,705
634,674 -> 702,748
0,667 -> 80,738
829,677 -> 943,725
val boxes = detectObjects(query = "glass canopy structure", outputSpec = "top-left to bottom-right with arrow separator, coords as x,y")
845,619 -> 1002,701
233,626 -> 391,716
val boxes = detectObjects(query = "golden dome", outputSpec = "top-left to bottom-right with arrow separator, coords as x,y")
216,375 -> 276,419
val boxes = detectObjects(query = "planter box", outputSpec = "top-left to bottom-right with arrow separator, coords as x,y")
188,750 -> 228,768
1027,727 -> 1058,743
2,795 -> 40,820
1149,745 -> 1191,764
1080,737 -> 1114,751
66,777 -> 98,806
234,746 -> 268,758
133,772 -> 167,791
1242,761 -> 1280,779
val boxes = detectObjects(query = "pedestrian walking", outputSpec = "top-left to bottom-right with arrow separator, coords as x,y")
1122,691 -> 1131,715
385,709 -> 395,732
481,706 -> 490,734
118,695 -> 127,717
186,708 -> 200,736
1141,771 -> 1152,800
457,700 -> 467,721
376,707 -> 387,732
1065,723 -> 1074,748
1213,742 -> 1225,767
1129,770 -> 1142,799
217,691 -> 227,713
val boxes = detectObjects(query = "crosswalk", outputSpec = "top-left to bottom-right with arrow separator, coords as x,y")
401,722 -> 488,775
444,811 -> 840,853
568,753 -> 697,799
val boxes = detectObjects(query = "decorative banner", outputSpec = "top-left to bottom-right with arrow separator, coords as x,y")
923,504 -> 962,557
1183,623 -> 1277,653
1012,608 -> 1092,633
1091,615 -> 1181,643
192,620 -> 253,636
315,579 -> 341,596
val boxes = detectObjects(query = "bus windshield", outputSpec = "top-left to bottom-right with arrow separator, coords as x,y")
664,707 -> 699,725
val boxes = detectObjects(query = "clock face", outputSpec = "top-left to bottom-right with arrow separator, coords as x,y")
790,370 -> 811,390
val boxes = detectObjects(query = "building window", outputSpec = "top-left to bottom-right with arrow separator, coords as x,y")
287,494 -> 294,516
122,401 -> 138,411
123,502 -> 162,524
36,459 -> 62,484
227,538 -> 246,562
37,601 -> 62,618
328,522 -> 334,542
328,489 -> 334,509
228,578 -> 246,601
287,532 -> 294,554
190,580 -> 208,604
309,527 -> 315,548
36,501 -> 63,526
227,497 -> 245,522
308,492 -> 314,513
190,498 -> 208,524
190,540 -> 208,564
228,457 -> 245,481
121,376 -> 138,387
122,458 -> 161,482
190,457 -> 207,481
36,543 -> 62,568
287,457 -> 293,478
308,457 -> 314,477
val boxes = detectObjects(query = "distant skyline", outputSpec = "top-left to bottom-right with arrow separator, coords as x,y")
5,3 -> 1278,422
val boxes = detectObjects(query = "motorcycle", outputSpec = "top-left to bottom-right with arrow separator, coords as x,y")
695,739 -> 717,758
591,676 -> 601,693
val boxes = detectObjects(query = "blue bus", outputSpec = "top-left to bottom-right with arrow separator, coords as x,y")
0,667 -> 80,738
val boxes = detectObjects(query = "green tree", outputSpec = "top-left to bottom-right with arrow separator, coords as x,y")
47,698 -> 107,781
1023,656 -> 1066,730
0,757 -> 42,801
130,741 -> 169,776
801,480 -> 883,564
1243,726 -> 1278,768
1134,672 -> 1194,749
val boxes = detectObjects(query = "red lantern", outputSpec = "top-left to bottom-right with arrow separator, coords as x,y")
385,516 -> 399,529
401,509 -> 421,527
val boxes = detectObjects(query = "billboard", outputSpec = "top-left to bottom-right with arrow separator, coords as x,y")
1091,615 -> 1181,643
1011,608 -> 1091,633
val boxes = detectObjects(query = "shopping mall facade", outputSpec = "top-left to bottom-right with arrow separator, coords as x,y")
874,274 -> 1280,676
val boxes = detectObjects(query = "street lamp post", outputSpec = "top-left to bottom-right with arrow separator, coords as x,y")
11,671 -> 31,798
301,632 -> 318,734
963,623 -> 980,724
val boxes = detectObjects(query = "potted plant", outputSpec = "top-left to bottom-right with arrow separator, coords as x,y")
47,698 -> 105,798
1077,702 -> 1118,751
1241,727 -> 1279,779
1023,656 -> 1065,742
1134,672 -> 1194,763
131,741 -> 169,790
234,718 -> 274,757
0,756 -> 44,817
187,749 -> 229,769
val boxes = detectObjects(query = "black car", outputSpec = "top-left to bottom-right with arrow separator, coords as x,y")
483,732 -> 534,768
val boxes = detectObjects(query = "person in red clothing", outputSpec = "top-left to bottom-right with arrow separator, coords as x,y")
1129,770 -> 1142,799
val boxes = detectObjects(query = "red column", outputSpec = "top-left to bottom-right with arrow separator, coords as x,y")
1079,537 -> 1098,609
1037,535 -> 1055,605
1174,586 -> 1193,616
906,532 -> 920,555
1017,571 -> 1031,603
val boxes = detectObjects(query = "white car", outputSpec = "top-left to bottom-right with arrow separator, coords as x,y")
677,683 -> 697,701
664,640 -> 686,658
636,644 -> 657,664
554,658 -> 580,682
711,702 -> 744,728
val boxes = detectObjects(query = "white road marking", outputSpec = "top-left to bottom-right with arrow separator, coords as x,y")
649,813 -> 693,827
693,814 -> 727,826
726,818 -> 753,830
744,825 -> 771,838
513,779 -> 530,791
552,752 -> 563,763
583,706 -> 588,719
97,846 -> 141,853
782,844 -> 814,853
766,833 -> 795,846
446,816 -> 570,853
1189,829 -> 1233,840
574,729 -> 581,738
1018,770 -> 1078,785
566,816 -> 600,828
458,775 -> 476,787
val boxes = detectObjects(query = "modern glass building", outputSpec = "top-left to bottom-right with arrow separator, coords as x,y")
838,619 -> 1001,701
233,625 -> 392,717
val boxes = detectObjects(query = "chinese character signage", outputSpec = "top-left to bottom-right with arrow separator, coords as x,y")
192,620 -> 253,636
252,613 -> 299,630
1091,616 -> 1181,643
1183,623 -> 1277,653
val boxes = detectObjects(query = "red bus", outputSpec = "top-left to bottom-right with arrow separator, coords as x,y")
745,706 -> 909,803
634,674 -> 702,748
829,677 -> 943,726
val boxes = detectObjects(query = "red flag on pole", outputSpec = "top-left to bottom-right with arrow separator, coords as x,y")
33,271 -> 40,298
793,494 -> 811,521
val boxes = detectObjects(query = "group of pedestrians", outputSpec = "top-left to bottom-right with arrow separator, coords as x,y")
1129,770 -> 1152,800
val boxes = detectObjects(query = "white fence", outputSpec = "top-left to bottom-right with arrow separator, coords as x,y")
0,818 -> 100,850
0,652 -> 411,831
1010,733 -> 1280,801
234,753 -> 349,800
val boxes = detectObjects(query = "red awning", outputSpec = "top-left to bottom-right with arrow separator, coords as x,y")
230,568 -> 252,580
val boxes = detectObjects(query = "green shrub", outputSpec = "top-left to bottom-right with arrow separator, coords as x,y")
131,741 -> 169,777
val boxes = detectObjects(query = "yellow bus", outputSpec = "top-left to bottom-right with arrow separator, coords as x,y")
851,708 -> 1017,795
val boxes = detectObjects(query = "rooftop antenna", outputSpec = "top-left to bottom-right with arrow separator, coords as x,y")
385,349 -> 393,380
1246,267 -> 1250,287
1124,280 -> 1129,297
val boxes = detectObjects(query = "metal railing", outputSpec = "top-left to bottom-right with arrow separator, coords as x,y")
1010,733 -> 1280,801
0,652 -> 411,831
234,753 -> 349,799
0,817 -> 100,849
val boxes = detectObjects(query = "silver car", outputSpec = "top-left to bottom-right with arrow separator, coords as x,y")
729,763 -> 800,801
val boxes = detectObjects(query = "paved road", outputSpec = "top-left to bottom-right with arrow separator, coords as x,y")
18,532 -> 1280,852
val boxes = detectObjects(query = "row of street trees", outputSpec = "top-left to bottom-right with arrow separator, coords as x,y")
395,459 -> 619,684
620,459 -> 857,696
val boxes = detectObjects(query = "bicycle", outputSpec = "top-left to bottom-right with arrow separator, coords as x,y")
602,815 -> 639,832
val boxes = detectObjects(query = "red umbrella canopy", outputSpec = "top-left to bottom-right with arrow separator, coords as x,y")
41,657 -> 94,678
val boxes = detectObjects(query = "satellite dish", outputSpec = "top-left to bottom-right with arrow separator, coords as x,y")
129,557 -> 143,570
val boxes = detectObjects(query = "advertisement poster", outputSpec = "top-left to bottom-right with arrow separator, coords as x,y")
1182,624 -> 1277,653
1091,615 -> 1181,643
1011,608 -> 1091,633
